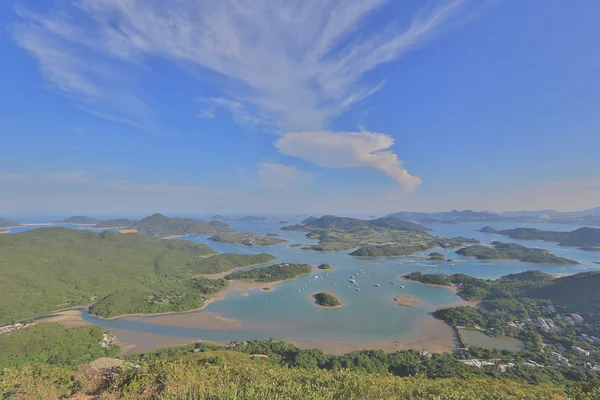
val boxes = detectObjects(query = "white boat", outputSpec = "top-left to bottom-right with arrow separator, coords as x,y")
314,275 -> 319,279
355,288 -> 360,291
399,285 -> 405,289
347,286 -> 351,288
374,283 -> 381,287
390,281 -> 395,284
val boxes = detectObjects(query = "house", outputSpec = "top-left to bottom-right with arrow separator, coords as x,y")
572,346 -> 590,357
571,313 -> 585,324
552,352 -> 570,364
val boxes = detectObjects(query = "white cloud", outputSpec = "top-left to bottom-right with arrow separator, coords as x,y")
275,131 -> 421,190
256,163 -> 311,190
13,0 -> 464,132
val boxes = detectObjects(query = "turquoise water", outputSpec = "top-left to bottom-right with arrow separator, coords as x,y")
461,329 -> 524,352
6,217 -> 600,346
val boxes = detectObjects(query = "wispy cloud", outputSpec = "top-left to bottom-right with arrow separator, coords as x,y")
13,0 -> 467,188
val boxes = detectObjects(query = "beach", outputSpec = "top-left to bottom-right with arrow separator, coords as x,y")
37,310 -> 91,328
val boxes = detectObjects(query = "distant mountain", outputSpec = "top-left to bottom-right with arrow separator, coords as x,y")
296,215 -> 429,233
387,210 -> 505,224
0,218 -> 20,228
301,216 -> 317,224
479,226 -> 600,249
240,216 -> 268,222
209,215 -> 233,221
456,242 -> 579,264
131,213 -> 233,237
93,219 -> 139,229
58,216 -> 98,225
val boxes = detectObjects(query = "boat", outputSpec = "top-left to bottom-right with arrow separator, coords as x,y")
390,281 -> 395,284
399,285 -> 405,289
374,283 -> 381,287
347,286 -> 351,288
355,288 -> 360,291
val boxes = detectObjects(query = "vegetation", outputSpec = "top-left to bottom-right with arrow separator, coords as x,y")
312,292 -> 342,307
429,251 -> 445,260
0,350 -> 569,399
58,216 -> 99,224
93,219 -> 138,228
131,213 -> 233,237
0,323 -> 118,370
0,218 -> 20,228
0,228 -> 277,323
226,263 -> 312,282
456,242 -> 579,264
351,237 -> 478,257
89,277 -> 228,318
318,263 -> 332,269
186,253 -> 276,275
480,226 -> 600,249
208,232 -> 286,246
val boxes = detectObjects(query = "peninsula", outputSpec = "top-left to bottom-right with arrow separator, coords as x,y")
131,213 -> 233,237
479,226 -> 600,250
0,218 -> 21,228
456,242 -> 579,264
225,263 -> 312,282
208,232 -> 286,246
0,228 -> 276,323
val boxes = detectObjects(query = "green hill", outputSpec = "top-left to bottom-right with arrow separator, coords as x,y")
58,216 -> 98,224
480,226 -> 600,249
0,323 -> 117,370
0,218 -> 20,228
456,242 -> 579,264
93,219 -> 139,228
0,228 -> 276,323
208,232 -> 286,246
0,350 -> 566,399
225,263 -> 311,282
131,213 -> 233,237
293,215 -> 430,233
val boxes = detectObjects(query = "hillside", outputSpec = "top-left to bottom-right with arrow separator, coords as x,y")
0,228 -> 277,323
131,213 -> 233,237
208,232 -> 286,246
351,236 -> 478,257
225,263 -> 312,282
0,218 -> 20,228
388,210 -> 505,224
0,350 -> 566,399
93,219 -> 139,228
58,216 -> 98,224
0,323 -> 117,370
456,242 -> 579,264
479,226 -> 600,249
240,215 -> 268,221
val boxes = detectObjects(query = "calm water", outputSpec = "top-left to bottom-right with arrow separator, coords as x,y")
6,217 -> 600,346
461,329 -> 524,352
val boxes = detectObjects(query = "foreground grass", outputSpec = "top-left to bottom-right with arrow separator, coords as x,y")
0,351 -> 569,399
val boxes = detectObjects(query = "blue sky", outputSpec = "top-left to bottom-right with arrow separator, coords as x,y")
1,0 -> 599,217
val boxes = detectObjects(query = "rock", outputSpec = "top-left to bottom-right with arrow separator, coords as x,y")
73,358 -> 125,391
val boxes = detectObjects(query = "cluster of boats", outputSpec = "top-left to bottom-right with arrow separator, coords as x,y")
346,269 -> 405,291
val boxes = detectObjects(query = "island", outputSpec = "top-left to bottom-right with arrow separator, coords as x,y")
594,261 -> 600,265
0,218 -> 21,228
0,227 -> 278,323
225,263 -> 312,282
311,292 -> 342,308
428,252 -> 445,261
279,221 -> 290,224
130,213 -> 233,237
208,232 -> 286,246
282,215 -> 479,257
266,233 -> 279,237
317,263 -> 332,270
58,216 -> 98,225
479,226 -> 600,250
240,216 -> 268,222
455,242 -> 579,264
394,295 -> 420,308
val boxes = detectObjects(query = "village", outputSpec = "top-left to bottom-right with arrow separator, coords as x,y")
0,322 -> 36,335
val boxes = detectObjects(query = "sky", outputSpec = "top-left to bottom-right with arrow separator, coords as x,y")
1,0 -> 599,217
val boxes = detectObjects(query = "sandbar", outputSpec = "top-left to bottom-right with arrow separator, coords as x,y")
129,311 -> 242,330
394,295 -> 420,308
118,228 -> 138,233
36,309 -> 91,328
0,230 -> 8,234
109,328 -> 211,355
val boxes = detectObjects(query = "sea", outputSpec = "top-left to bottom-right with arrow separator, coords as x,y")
5,216 -> 599,351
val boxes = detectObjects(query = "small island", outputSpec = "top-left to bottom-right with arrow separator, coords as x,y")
279,221 -> 290,224
394,295 -> 420,308
428,252 -> 445,261
225,263 -> 312,283
456,242 -> 579,265
312,292 -> 342,308
240,216 -> 268,222
208,232 -> 286,246
317,263 -> 333,270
